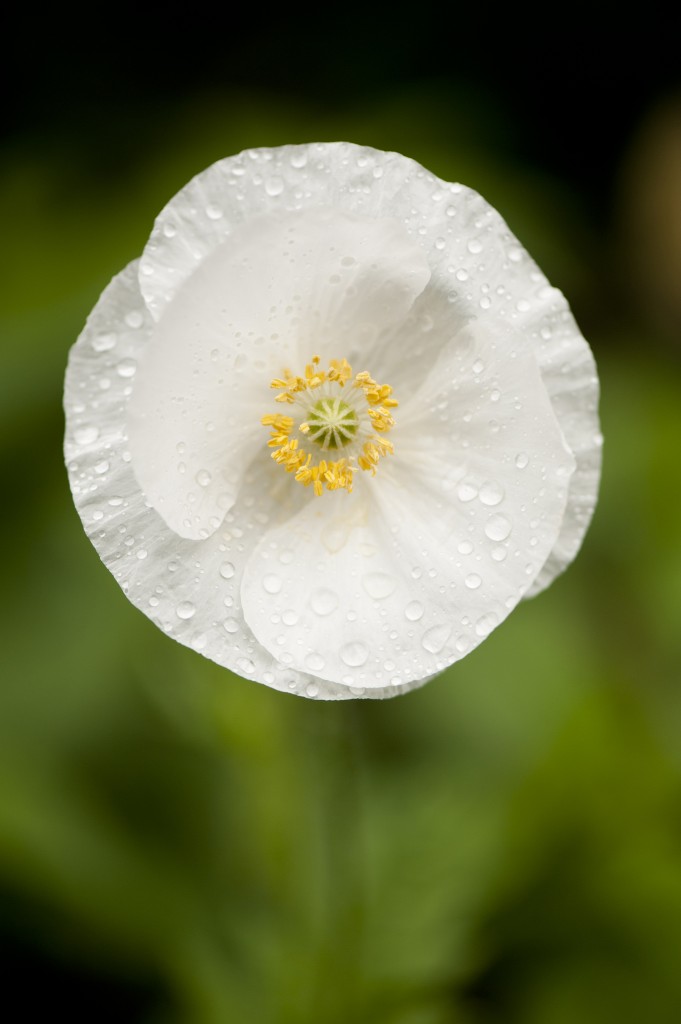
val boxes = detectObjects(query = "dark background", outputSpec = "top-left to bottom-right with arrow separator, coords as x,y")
2,5 -> 681,1022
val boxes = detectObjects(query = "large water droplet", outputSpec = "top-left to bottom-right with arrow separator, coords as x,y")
405,600 -> 424,622
91,332 -> 116,352
479,481 -> 505,506
263,573 -> 282,595
116,358 -> 137,378
475,613 -> 498,637
265,176 -> 284,196
196,469 -> 212,487
484,514 -> 512,541
305,652 -> 325,672
465,573 -> 482,589
176,601 -> 196,619
310,588 -> 338,616
74,425 -> 99,445
340,642 -> 368,668
223,617 -> 239,633
422,624 -> 451,654
220,561 -> 235,579
362,572 -> 397,600
457,481 -> 478,502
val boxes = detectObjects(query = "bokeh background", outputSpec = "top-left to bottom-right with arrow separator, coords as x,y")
2,6 -> 681,1022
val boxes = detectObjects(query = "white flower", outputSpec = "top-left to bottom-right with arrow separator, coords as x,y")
64,143 -> 601,700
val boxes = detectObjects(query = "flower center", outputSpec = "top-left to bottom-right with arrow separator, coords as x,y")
261,356 -> 397,496
306,397 -> 359,450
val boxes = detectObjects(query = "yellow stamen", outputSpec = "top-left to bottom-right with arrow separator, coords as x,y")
263,356 -> 397,496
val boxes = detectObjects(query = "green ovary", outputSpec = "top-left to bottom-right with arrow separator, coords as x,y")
306,397 -> 359,450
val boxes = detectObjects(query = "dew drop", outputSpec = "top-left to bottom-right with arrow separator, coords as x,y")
265,176 -> 284,196
74,425 -> 98,445
465,573 -> 482,589
236,657 -> 255,674
282,609 -> 298,626
125,311 -> 143,328
136,548 -> 147,560
475,613 -> 498,637
467,239 -> 483,254
457,481 -> 478,502
341,642 -> 368,668
362,572 -> 397,600
515,452 -> 529,469
479,481 -> 505,506
405,600 -> 424,622
94,460 -> 109,475
219,561 -> 235,579
306,682 -> 320,698
422,624 -> 451,654
457,540 -> 474,555
196,469 -> 212,487
472,359 -> 485,374
305,652 -> 325,672
92,333 -> 116,352
491,546 -> 507,562
310,588 -> 338,616
259,572 -> 281,595
223,617 -> 239,633
205,203 -> 223,220
290,151 -> 308,168
176,601 -> 195,620
116,358 -> 137,378
484,514 -> 512,541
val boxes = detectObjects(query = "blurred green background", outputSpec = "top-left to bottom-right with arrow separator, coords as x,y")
2,8 -> 681,1022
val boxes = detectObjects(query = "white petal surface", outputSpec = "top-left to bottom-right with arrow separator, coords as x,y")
127,207 -> 430,540
240,323 -> 574,693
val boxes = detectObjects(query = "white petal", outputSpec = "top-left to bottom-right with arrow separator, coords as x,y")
127,206 -> 430,540
65,262 -> 362,701
240,329 -> 573,693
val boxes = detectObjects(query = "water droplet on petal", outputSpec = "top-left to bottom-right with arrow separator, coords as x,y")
475,613 -> 498,637
310,588 -> 338,616
484,514 -> 512,541
465,573 -> 482,589
223,617 -> 239,633
74,425 -> 99,445
515,452 -> 529,469
206,203 -> 224,220
422,624 -> 451,654
305,652 -> 325,672
457,481 -> 478,502
220,561 -> 235,579
306,682 -> 319,697
196,469 -> 212,487
282,609 -> 298,626
265,176 -> 284,196
362,572 -> 397,600
479,481 -> 505,506
237,657 -> 255,674
405,601 -> 424,622
340,642 -> 368,668
92,333 -> 116,352
263,573 -> 282,595
116,358 -> 137,378
176,601 -> 195,619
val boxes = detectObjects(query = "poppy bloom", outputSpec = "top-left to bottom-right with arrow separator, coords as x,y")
64,143 -> 601,699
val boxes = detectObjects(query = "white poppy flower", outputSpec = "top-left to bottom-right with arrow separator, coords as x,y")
64,142 -> 601,700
